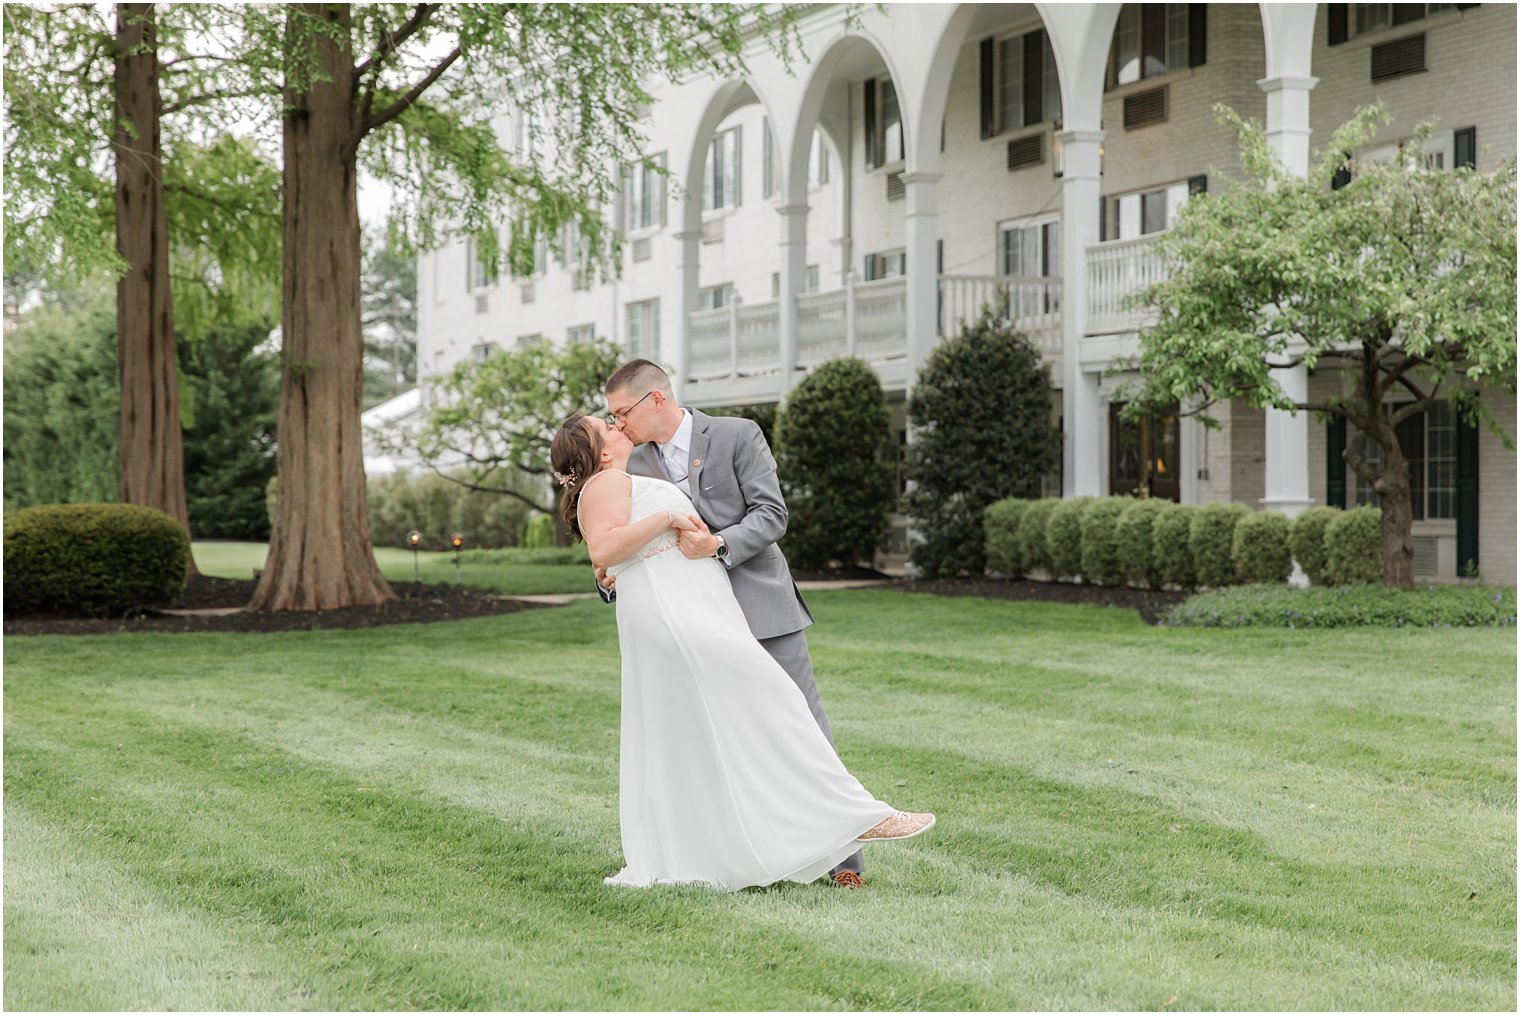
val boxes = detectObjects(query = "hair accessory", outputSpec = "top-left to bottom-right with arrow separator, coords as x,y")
554,468 -> 578,488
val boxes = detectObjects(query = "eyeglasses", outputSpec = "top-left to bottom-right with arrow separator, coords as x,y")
606,390 -> 654,425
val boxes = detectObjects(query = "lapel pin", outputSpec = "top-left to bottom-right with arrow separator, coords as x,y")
691,458 -> 701,468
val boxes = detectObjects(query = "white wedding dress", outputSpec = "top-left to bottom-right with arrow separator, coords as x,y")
590,471 -> 896,891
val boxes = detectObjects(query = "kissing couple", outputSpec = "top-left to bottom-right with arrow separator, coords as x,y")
550,358 -> 935,892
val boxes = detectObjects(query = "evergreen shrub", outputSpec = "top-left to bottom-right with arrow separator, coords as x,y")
4,503 -> 189,614
1233,510 -> 1293,584
775,358 -> 893,570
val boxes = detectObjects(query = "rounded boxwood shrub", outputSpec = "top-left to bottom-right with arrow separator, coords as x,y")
1326,506 -> 1383,585
1046,496 -> 1095,580
1079,497 -> 1131,586
1289,506 -> 1341,586
1117,498 -> 1168,589
520,513 -> 556,549
1232,510 -> 1293,584
1189,502 -> 1248,588
983,497 -> 1031,576
1017,498 -> 1060,576
776,357 -> 893,570
904,308 -> 1060,577
1152,502 -> 1199,590
4,503 -> 189,614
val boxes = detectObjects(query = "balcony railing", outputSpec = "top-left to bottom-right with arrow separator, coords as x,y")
938,274 -> 1062,358
1085,234 -> 1165,335
688,299 -> 781,381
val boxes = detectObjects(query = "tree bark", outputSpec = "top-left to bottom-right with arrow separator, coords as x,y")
114,3 -> 193,566
1353,343 -> 1416,589
250,3 -> 393,611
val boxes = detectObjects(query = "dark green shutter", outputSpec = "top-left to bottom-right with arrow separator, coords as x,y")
1023,31 -> 1043,128
1327,416 -> 1347,508
1328,4 -> 1349,44
864,80 -> 877,170
1456,416 -> 1479,573
1188,4 -> 1207,67
1098,196 -> 1107,242
863,254 -> 875,282
1455,126 -> 1477,169
979,37 -> 996,138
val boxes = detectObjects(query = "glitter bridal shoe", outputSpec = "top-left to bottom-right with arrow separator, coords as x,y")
856,810 -> 936,842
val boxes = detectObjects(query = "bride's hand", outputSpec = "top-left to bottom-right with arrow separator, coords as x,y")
666,510 -> 700,532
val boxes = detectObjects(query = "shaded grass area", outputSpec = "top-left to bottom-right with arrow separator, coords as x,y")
5,591 -> 1515,1010
1166,582 -> 1518,629
193,540 -> 592,596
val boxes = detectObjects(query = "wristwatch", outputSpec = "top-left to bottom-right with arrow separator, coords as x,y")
713,535 -> 729,561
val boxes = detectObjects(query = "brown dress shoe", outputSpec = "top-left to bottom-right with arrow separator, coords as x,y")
831,870 -> 865,889
856,810 -> 936,842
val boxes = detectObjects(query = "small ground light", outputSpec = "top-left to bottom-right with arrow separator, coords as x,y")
407,530 -> 422,584
450,533 -> 464,588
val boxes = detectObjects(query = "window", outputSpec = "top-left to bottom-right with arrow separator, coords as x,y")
999,216 -> 1061,314
703,127 -> 741,212
515,333 -> 544,349
770,266 -> 820,298
808,131 -> 830,186
509,233 -> 547,279
567,324 -> 596,344
466,236 -> 497,292
997,28 -> 1062,133
1108,4 -> 1204,89
1352,401 -> 1458,520
863,249 -> 905,281
516,108 -> 542,162
623,153 -> 666,233
762,119 -> 775,199
1110,180 -> 1192,239
626,299 -> 660,358
470,341 -> 498,362
698,283 -> 735,311
865,78 -> 904,169
763,125 -> 827,199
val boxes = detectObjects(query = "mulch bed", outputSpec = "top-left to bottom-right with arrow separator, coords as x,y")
891,576 -> 1187,625
4,574 -> 549,637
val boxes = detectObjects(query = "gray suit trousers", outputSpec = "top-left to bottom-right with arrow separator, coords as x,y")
757,629 -> 865,878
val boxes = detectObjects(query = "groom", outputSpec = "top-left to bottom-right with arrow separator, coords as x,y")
596,359 -> 867,888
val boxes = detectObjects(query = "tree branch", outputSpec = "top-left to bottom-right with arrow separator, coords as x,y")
359,44 -> 461,138
162,85 -> 282,115
353,4 -> 438,83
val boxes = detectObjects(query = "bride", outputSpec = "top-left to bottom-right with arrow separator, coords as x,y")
550,412 -> 934,890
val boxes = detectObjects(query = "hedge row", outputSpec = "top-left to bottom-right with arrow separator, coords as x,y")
1163,583 -> 1517,628
984,497 -> 1383,590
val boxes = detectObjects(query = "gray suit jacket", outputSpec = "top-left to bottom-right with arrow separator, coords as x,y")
628,408 -> 813,641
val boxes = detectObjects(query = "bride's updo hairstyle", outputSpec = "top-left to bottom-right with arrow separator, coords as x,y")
551,413 -> 602,540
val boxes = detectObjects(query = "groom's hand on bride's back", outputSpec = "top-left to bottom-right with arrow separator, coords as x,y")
595,563 -> 616,597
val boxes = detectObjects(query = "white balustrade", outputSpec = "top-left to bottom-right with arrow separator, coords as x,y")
795,288 -> 846,367
688,306 -> 735,381
1085,234 -> 1166,335
735,299 -> 780,374
937,274 -> 1063,358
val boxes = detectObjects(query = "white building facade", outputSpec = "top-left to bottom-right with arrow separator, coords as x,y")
416,3 -> 1517,584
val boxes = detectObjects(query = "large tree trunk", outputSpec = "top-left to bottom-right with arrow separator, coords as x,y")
250,3 -> 392,611
114,3 -> 193,567
1372,430 -> 1417,590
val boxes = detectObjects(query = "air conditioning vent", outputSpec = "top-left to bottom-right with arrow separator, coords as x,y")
473,294 -> 488,314
1411,535 -> 1438,575
1371,33 -> 1425,82
1006,133 -> 1044,171
632,236 -> 652,261
520,281 -> 535,305
886,170 -> 905,201
1123,85 -> 1168,130
701,218 -> 724,244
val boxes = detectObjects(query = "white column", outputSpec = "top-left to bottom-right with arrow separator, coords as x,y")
1258,74 -> 1318,520
671,229 -> 700,401
902,172 -> 941,387
776,204 -> 808,397
1058,129 -> 1104,497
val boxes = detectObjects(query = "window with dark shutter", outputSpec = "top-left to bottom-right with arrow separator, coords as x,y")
979,37 -> 995,139
1188,4 -> 1207,66
864,80 -> 876,171
1370,33 -> 1425,81
1328,4 -> 1349,44
1454,126 -> 1477,169
1023,30 -> 1043,130
1326,417 -> 1347,508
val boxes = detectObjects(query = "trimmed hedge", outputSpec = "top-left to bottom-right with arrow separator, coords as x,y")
1190,503 -> 1248,588
1326,506 -> 1382,585
983,498 -> 1032,576
1163,582 -> 1517,629
4,503 -> 189,614
1289,506 -> 1341,586
1152,503 -> 1199,590
1117,498 -> 1168,589
1047,497 -> 1094,579
1079,498 -> 1130,586
1017,498 -> 1059,576
1233,510 -> 1293,584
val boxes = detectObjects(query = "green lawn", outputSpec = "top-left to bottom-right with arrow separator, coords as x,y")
192,540 -> 592,595
5,592 -> 1514,1010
